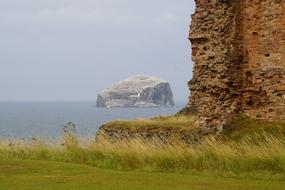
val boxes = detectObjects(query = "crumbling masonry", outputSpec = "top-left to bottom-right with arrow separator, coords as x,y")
184,0 -> 285,127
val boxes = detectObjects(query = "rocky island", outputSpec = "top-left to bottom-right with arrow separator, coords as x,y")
96,75 -> 175,108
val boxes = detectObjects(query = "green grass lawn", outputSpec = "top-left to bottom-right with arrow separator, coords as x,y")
0,160 -> 284,190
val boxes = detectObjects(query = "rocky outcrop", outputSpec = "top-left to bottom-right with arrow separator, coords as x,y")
97,125 -> 212,144
97,75 -> 175,108
184,0 -> 285,128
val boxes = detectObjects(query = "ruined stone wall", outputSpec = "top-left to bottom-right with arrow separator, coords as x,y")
186,0 -> 285,127
241,0 -> 285,119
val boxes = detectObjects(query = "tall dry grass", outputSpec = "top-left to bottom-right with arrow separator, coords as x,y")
1,128 -> 285,179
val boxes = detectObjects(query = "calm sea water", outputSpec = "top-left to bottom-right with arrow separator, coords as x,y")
0,102 -> 185,138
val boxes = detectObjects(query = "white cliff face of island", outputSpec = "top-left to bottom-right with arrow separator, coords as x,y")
96,75 -> 175,108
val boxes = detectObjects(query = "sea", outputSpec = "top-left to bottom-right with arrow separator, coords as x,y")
0,102 -> 186,138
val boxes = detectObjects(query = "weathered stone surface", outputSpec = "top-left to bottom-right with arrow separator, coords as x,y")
97,75 -> 175,108
184,0 -> 285,128
97,125 -> 213,144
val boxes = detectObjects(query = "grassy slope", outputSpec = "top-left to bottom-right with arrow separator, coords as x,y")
101,115 -> 197,131
102,115 -> 285,139
223,116 -> 285,139
0,160 -> 284,190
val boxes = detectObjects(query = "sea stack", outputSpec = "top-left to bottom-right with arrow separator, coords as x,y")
96,75 -> 175,108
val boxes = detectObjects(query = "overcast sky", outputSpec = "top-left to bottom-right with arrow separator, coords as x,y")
0,0 -> 196,102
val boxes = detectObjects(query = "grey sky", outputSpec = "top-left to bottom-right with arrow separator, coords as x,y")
0,0 -> 195,102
